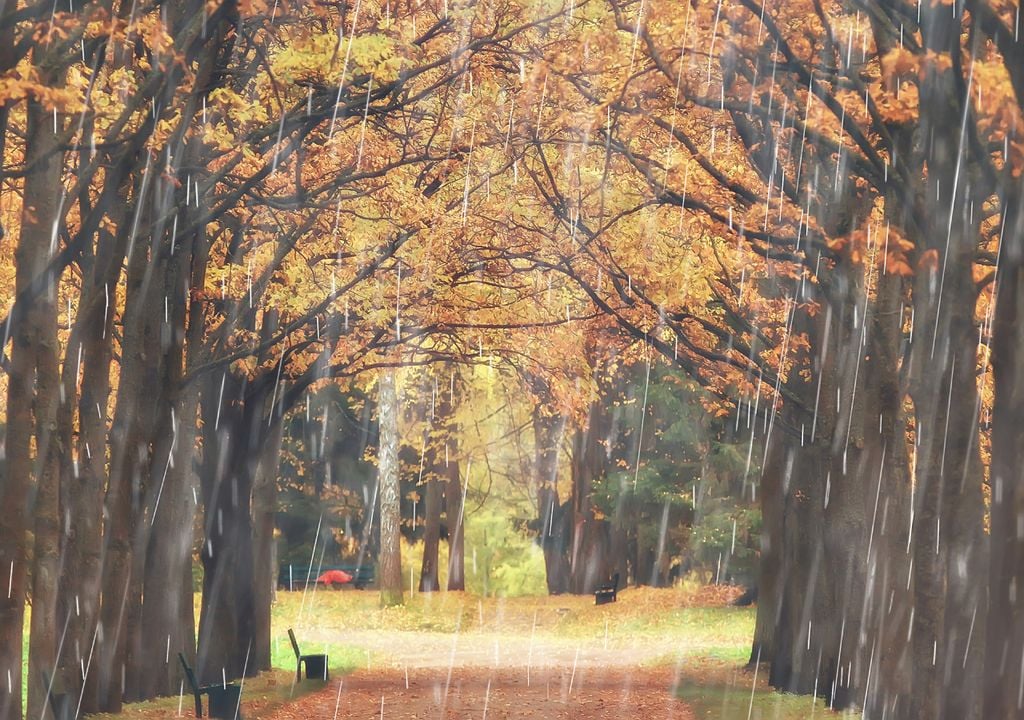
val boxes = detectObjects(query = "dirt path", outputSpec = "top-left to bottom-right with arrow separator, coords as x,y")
263,629 -> 696,719
265,665 -> 695,719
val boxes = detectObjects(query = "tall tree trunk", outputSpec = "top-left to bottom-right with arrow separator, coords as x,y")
27,306 -> 62,720
444,454 -> 465,591
196,367 -> 260,684
985,181 -> 1024,720
909,8 -> 987,716
378,368 -> 404,606
0,63 -> 72,715
136,129 -> 213,699
252,413 -> 284,673
532,406 -> 568,594
569,408 -> 609,595
58,193 -> 131,713
419,471 -> 442,592
92,192 -> 167,713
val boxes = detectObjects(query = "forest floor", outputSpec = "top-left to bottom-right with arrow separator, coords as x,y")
88,585 -> 858,719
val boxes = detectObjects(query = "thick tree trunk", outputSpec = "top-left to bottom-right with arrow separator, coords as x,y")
985,184 -> 1024,719
569,406 -> 610,595
92,207 -> 166,712
0,84 -> 68,720
136,134 -> 213,699
57,196 -> 130,712
252,415 -> 284,672
756,259 -> 910,716
27,312 -> 62,720
419,472 -> 442,592
378,368 -> 404,606
197,364 -> 261,684
532,407 -> 568,594
908,9 -> 987,716
750,433 -> 785,665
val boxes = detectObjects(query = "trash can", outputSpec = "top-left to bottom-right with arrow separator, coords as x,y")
207,683 -> 243,719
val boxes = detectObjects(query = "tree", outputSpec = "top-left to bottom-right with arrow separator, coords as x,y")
377,367 -> 404,606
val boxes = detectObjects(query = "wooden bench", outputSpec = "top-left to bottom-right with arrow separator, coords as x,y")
178,653 -> 243,719
594,572 -> 620,605
288,629 -> 329,682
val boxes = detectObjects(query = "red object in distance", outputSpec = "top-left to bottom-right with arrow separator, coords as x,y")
316,569 -> 353,585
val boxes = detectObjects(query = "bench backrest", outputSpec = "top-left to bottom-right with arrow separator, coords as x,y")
178,653 -> 204,718
178,653 -> 201,694
288,628 -> 301,659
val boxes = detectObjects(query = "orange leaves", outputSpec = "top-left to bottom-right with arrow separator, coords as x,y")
881,47 -> 953,84
0,70 -> 82,112
917,248 -> 940,273
883,229 -> 916,277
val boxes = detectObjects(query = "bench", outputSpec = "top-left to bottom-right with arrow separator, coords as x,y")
40,669 -> 74,720
277,564 -> 375,590
178,653 -> 243,719
594,572 -> 620,605
288,628 -> 329,682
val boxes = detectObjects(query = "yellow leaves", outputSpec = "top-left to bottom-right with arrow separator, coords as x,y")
0,69 -> 83,113
271,31 -> 405,87
348,34 -> 406,83
131,13 -> 178,58
208,87 -> 269,131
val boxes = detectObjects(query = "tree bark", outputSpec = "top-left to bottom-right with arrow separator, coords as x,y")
532,406 -> 569,594
196,365 -> 262,684
419,471 -> 442,592
1,74 -> 67,720
985,180 -> 1024,720
92,192 -> 167,712
444,454 -> 465,592
378,368 -> 404,606
568,406 -> 610,595
21,85 -> 67,720
907,8 -> 987,716
57,190 -> 131,713
252,412 -> 284,672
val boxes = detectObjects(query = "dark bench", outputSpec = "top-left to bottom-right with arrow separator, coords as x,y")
277,563 -> 375,590
594,572 -> 620,605
178,653 -> 243,719
40,669 -> 74,720
288,628 -> 329,682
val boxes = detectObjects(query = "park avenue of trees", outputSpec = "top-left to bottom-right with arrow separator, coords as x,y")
0,0 -> 1022,718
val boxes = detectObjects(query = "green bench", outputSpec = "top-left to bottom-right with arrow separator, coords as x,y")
278,563 -> 375,590
288,628 -> 329,682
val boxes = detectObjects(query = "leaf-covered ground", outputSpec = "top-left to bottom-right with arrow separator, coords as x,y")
90,585 -> 859,718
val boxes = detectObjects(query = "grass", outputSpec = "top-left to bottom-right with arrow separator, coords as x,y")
674,661 -> 861,720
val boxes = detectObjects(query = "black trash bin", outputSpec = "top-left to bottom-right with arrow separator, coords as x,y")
207,683 -> 243,719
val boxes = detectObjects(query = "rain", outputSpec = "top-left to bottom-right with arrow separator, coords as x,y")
0,1 -> 1021,720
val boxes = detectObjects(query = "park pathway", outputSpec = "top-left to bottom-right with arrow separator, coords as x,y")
262,626 -> 698,719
